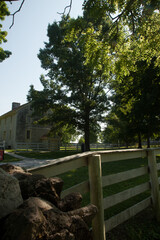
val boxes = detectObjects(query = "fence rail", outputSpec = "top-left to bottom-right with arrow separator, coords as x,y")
13,141 -> 160,152
29,148 -> 160,240
15,142 -> 59,151
15,142 -> 112,151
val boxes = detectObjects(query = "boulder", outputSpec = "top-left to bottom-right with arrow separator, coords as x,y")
0,164 -> 63,205
58,192 -> 82,212
0,197 -> 97,240
0,168 -> 23,219
0,163 -> 27,174
0,164 -> 98,240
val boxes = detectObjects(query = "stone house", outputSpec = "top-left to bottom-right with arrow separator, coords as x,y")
0,102 -> 60,150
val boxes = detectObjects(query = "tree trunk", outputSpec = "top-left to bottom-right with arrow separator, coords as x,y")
125,141 -> 128,149
84,111 -> 90,151
147,134 -> 150,148
138,132 -> 142,148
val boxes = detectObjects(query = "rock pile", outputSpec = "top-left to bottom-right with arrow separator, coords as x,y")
0,164 -> 97,240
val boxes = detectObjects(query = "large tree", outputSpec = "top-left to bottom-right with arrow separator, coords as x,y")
28,17 -> 110,151
0,1 -> 11,62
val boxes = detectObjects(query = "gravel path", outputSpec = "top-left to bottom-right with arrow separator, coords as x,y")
0,152 -> 56,170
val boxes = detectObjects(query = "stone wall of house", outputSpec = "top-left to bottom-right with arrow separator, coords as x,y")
0,103 -> 59,150
0,113 -> 17,149
16,104 -> 51,144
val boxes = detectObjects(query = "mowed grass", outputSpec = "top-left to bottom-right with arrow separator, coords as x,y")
3,150 -> 160,239
1,153 -> 21,163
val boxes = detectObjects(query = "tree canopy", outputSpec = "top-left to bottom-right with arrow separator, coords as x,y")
0,1 -> 11,62
106,57 -> 160,148
28,17 -> 110,150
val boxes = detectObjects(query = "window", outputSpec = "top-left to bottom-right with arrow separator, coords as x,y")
26,130 -> 31,140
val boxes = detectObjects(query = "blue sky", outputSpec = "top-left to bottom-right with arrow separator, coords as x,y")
0,0 -> 83,116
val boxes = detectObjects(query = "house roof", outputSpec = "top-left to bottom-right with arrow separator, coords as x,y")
0,102 -> 30,119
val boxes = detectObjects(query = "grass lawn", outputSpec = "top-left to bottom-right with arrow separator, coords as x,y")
2,150 -> 160,239
1,153 -> 21,163
106,207 -> 160,240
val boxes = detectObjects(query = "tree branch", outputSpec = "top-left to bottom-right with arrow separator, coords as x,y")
9,0 -> 25,29
57,0 -> 72,16
130,10 -> 135,34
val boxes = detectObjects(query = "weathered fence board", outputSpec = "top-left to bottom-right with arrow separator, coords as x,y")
157,162 -> 160,170
103,182 -> 150,210
102,166 -> 148,187
98,149 -> 147,163
148,149 -> 160,222
154,149 -> 160,155
88,155 -> 106,240
105,197 -> 151,232
29,156 -> 88,177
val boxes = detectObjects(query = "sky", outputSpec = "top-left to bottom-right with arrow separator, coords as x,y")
0,0 -> 83,116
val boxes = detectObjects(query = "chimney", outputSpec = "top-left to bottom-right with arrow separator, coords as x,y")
12,102 -> 20,110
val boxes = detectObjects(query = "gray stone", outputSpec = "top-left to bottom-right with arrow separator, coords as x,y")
0,168 -> 23,219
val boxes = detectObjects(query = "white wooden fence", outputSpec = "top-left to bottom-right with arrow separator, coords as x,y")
15,142 -> 59,151
29,148 -> 160,240
13,141 -> 160,152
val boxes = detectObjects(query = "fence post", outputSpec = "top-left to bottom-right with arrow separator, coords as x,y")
147,149 -> 160,222
88,154 -> 106,240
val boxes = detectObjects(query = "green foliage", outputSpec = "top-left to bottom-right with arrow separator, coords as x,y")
28,17 -> 109,150
78,123 -> 100,144
83,0 -> 159,33
0,1 -> 11,62
78,136 -> 85,144
108,57 -> 160,147
82,0 -> 160,76
114,12 -> 160,76
103,112 -> 136,146
49,123 -> 78,144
